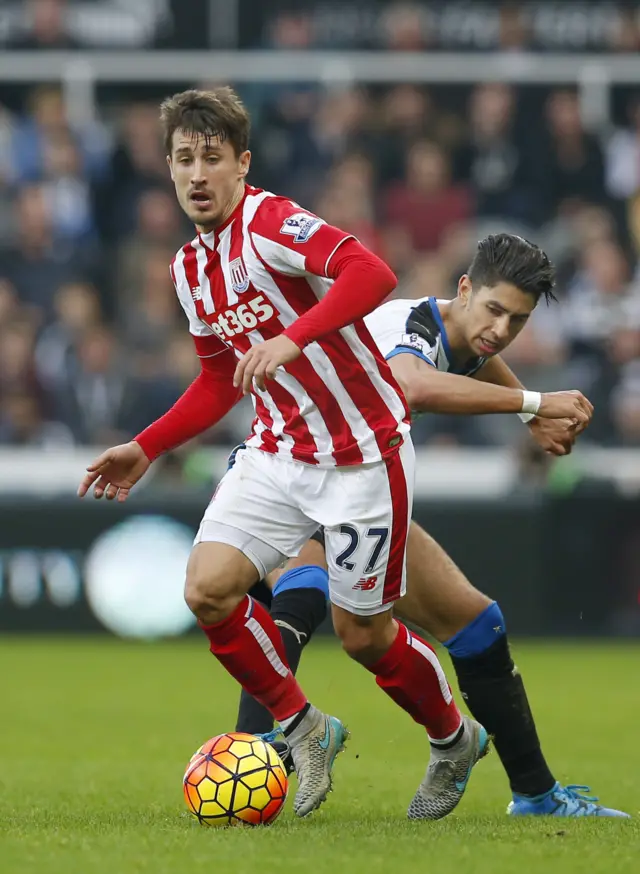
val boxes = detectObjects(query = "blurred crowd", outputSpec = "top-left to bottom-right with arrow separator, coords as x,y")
5,1 -> 640,54
259,3 -> 640,53
0,76 -> 639,452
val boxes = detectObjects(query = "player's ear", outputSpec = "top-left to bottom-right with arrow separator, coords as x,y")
167,155 -> 175,181
458,274 -> 472,305
238,150 -> 251,179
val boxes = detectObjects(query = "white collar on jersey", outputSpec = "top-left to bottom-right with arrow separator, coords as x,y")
199,230 -> 216,249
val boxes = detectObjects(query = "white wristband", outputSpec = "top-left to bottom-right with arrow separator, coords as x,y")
521,390 -> 542,414
519,390 -> 541,422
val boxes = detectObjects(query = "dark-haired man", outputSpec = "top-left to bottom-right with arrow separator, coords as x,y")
78,87 -> 487,821
369,233 -> 587,431
237,233 -> 629,819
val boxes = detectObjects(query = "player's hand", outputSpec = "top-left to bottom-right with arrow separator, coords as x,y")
77,441 -> 151,502
537,390 -> 594,428
527,417 -> 578,456
233,335 -> 302,394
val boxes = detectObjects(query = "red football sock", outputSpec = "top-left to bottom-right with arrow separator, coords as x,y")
368,622 -> 462,740
200,596 -> 308,722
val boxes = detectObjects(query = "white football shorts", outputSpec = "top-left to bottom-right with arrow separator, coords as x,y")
195,440 -> 415,616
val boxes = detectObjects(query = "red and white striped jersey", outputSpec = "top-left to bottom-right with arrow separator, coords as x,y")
171,184 -> 409,468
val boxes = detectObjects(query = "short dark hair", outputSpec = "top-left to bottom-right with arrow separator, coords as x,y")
468,233 -> 557,304
160,87 -> 250,156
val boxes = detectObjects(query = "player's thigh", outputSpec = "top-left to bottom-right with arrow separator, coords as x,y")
324,440 -> 414,618
264,532 -> 327,591
185,540 -> 261,616
394,521 -> 492,641
197,446 -> 318,574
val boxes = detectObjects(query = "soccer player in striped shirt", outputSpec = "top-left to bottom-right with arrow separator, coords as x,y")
78,88 -> 488,819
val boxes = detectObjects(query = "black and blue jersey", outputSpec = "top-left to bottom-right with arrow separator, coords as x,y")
363,296 -> 486,377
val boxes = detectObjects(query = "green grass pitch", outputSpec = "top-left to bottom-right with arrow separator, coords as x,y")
1,636 -> 638,874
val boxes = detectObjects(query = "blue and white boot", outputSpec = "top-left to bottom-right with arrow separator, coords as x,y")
287,710 -> 349,818
508,783 -> 630,818
407,716 -> 490,820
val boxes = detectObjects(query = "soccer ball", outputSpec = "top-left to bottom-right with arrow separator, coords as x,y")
183,732 -> 288,827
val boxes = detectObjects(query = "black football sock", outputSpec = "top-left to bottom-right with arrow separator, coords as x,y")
235,568 -> 328,736
451,634 -> 555,797
271,585 -> 327,675
247,579 -> 273,610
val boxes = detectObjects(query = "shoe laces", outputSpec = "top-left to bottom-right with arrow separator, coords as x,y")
426,758 -> 457,792
256,728 -> 283,745
560,784 -> 600,809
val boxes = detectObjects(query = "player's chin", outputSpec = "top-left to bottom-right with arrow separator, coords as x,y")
186,203 -> 219,226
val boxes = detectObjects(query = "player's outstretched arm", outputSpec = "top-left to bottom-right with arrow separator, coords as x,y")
471,355 -> 593,454
389,352 -> 593,424
78,339 -> 241,501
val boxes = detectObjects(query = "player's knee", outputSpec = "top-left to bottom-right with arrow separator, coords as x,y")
185,542 -> 260,623
334,610 -> 396,666
441,589 -> 494,640
444,599 -> 507,659
184,566 -> 241,624
340,629 -> 379,664
184,574 -> 240,625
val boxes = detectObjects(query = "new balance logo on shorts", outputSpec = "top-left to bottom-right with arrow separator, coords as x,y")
353,576 -> 378,591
